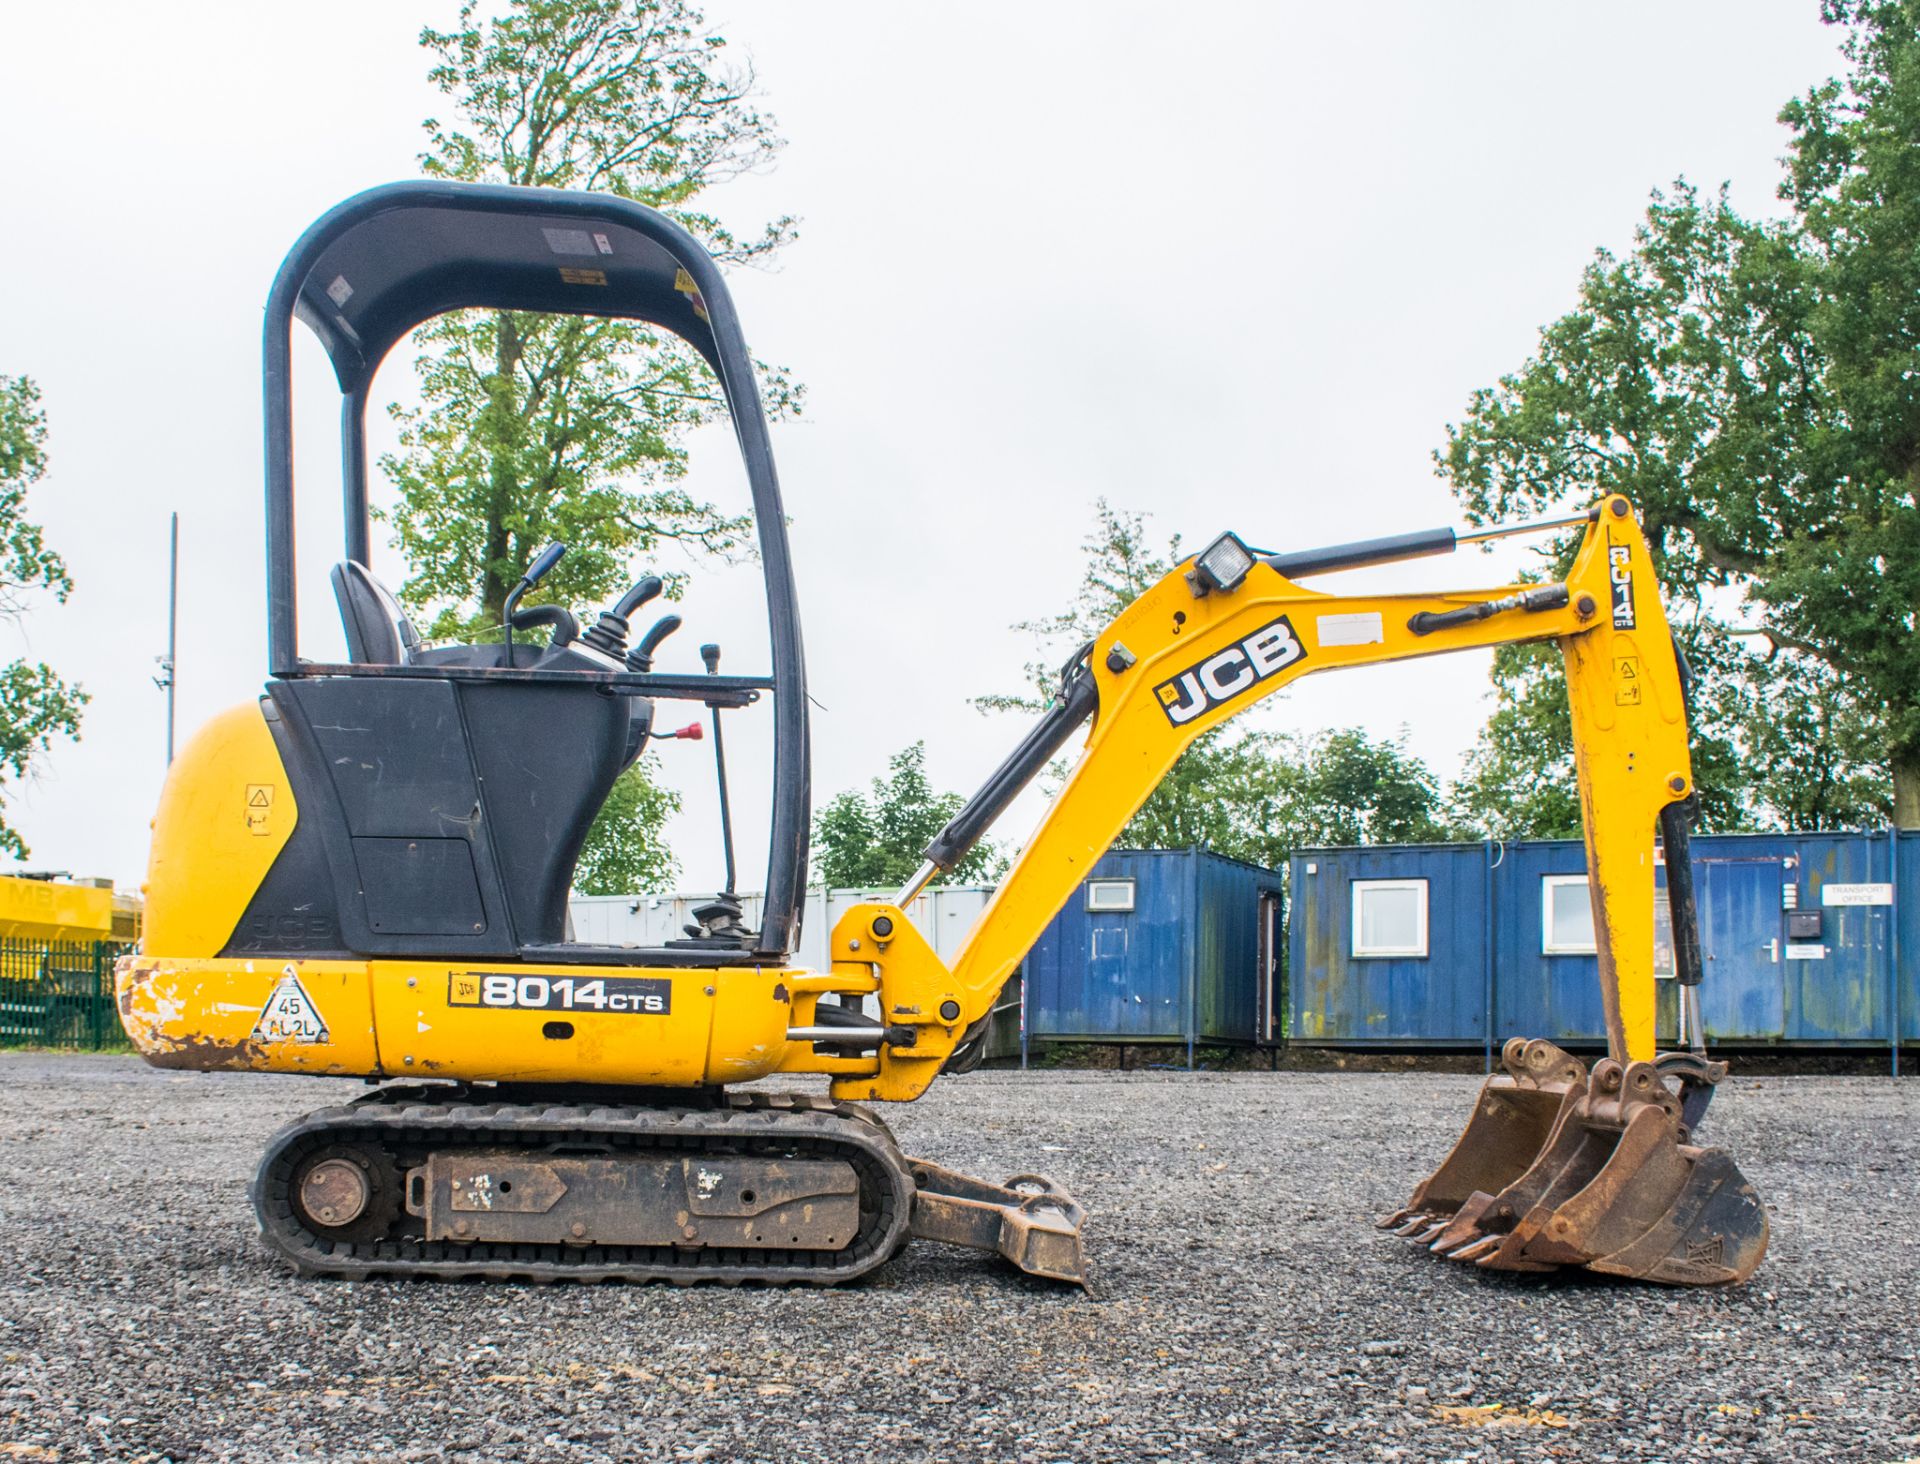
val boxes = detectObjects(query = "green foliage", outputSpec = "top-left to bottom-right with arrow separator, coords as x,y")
1440,5 -> 1920,826
571,756 -> 682,894
1299,728 -> 1453,845
812,743 -> 1005,889
0,376 -> 85,860
384,0 -> 799,636
1123,725 -> 1453,864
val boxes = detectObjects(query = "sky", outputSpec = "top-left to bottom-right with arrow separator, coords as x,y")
0,0 -> 1847,899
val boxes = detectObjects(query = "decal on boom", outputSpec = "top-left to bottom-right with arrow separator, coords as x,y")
1608,538 -> 1637,629
1154,616 -> 1306,726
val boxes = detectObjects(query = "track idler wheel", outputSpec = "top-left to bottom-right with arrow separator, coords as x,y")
289,1142 -> 403,1244
1382,1044 -> 1769,1287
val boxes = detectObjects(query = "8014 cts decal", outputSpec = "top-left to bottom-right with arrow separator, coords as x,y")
1154,615 -> 1307,726
449,972 -> 671,1015
1608,539 -> 1637,629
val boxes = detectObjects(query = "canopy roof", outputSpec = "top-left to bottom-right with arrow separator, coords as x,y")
278,181 -> 726,393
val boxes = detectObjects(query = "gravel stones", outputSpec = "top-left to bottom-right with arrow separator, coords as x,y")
0,1054 -> 1911,1462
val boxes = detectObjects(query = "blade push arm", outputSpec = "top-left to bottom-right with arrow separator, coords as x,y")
821,495 -> 1689,1101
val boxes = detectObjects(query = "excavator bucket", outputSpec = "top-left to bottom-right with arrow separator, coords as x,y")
1383,1048 -> 1769,1286
1377,1037 -> 1588,1251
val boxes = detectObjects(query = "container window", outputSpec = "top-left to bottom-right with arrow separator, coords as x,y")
1351,880 -> 1427,957
1542,875 -> 1597,955
1085,878 -> 1136,913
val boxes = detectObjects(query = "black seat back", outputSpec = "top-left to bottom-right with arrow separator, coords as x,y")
330,561 -> 421,665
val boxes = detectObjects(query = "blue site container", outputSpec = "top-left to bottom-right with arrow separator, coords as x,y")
1022,849 -> 1285,1051
1291,830 -> 1916,1053
1287,843 -> 1488,1046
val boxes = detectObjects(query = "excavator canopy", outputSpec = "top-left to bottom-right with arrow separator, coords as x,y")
259,180 -> 813,961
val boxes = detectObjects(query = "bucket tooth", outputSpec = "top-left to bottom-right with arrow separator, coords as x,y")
1442,1235 -> 1501,1263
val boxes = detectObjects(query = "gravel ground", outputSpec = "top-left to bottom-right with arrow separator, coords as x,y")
0,1054 -> 1913,1463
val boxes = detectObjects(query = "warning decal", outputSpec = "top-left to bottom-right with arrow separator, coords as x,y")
245,783 -> 274,836
1614,655 -> 1641,706
673,267 -> 711,322
253,968 -> 329,1045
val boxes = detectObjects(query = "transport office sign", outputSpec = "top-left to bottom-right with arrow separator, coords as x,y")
1821,883 -> 1894,907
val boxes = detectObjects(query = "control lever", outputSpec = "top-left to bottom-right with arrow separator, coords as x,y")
626,613 -> 684,672
702,642 -> 738,898
580,574 -> 664,661
506,604 -> 578,647
501,542 -> 567,667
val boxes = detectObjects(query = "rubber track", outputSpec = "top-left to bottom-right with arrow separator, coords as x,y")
251,1091 -> 915,1285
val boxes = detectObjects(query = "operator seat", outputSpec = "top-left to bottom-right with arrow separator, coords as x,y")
330,561 -> 421,666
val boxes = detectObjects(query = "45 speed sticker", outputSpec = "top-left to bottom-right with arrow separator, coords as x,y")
449,972 -> 671,1015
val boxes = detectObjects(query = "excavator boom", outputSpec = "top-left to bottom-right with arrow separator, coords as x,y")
804,494 -> 1767,1285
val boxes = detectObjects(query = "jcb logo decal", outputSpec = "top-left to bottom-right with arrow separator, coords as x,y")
1608,543 -> 1636,629
1154,617 -> 1306,726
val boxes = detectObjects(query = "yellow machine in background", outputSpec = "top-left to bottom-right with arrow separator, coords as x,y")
117,181 -> 1767,1288
0,874 -> 139,943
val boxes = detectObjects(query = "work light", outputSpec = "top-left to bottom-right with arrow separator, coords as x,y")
1190,531 -> 1256,595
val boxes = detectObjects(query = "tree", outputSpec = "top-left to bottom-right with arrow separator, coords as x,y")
1122,725 -> 1452,865
813,743 -> 1005,889
572,750 -> 682,893
1440,5 -> 1920,828
1775,0 -> 1920,824
0,376 -> 85,860
385,0 -> 799,639
974,498 -> 1182,716
387,1 -> 802,888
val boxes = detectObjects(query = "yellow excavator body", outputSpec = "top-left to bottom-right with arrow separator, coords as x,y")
118,179 -> 1767,1289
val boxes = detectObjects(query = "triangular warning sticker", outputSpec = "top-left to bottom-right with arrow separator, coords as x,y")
253,968 -> 329,1045
248,786 -> 272,807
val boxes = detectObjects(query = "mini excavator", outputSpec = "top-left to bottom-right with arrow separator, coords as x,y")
118,182 -> 1768,1288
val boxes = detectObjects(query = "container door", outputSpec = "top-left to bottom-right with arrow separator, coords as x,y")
1089,917 -> 1157,1038
1696,858 -> 1785,1040
1258,891 -> 1284,1043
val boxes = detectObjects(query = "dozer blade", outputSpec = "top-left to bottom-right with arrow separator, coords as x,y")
1377,1037 -> 1587,1242
1397,1053 -> 1769,1287
904,1157 -> 1090,1286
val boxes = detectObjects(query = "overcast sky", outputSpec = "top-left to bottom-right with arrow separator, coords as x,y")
0,1 -> 1843,898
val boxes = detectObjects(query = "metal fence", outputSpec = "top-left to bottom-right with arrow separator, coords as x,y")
0,940 -> 127,1049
